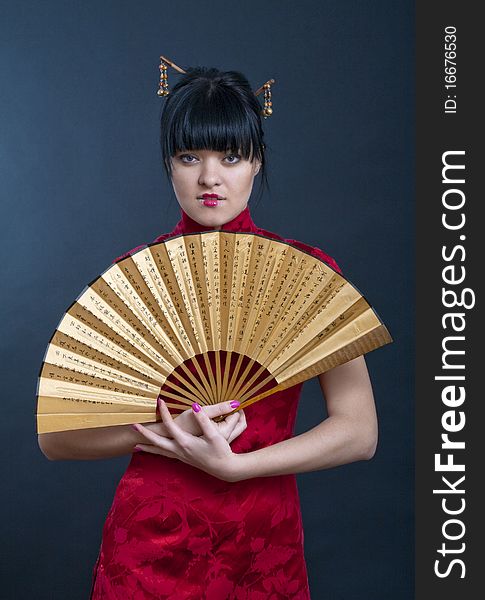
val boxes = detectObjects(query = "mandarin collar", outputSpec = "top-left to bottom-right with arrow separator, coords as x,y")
170,205 -> 259,236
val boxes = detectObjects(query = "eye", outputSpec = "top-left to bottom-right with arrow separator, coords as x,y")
224,154 -> 241,164
178,154 -> 198,163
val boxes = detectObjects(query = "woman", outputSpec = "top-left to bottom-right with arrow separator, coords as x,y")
38,66 -> 378,599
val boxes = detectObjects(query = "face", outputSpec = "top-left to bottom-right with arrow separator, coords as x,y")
170,149 -> 261,229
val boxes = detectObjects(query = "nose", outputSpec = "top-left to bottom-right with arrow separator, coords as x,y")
198,158 -> 222,189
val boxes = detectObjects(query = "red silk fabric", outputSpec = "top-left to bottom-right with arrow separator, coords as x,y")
90,205 -> 341,599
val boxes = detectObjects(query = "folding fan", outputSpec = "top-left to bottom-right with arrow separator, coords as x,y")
36,232 -> 392,433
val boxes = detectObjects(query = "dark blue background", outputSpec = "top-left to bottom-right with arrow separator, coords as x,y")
0,1 -> 414,598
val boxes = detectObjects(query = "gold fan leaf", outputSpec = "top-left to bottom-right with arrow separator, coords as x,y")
36,232 -> 392,433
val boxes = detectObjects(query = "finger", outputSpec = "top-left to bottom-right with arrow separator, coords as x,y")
156,396 -> 164,418
191,403 -> 220,440
203,400 -> 241,419
223,411 -> 242,436
228,411 -> 248,443
132,422 -> 180,453
215,412 -> 240,440
157,396 -> 174,419
158,399 -> 191,442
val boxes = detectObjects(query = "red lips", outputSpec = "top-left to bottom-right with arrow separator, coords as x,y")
199,193 -> 224,199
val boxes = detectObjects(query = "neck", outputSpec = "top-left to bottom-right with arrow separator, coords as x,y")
170,205 -> 259,235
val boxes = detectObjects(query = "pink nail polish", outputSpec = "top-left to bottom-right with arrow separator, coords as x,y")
133,447 -> 142,453
131,424 -> 139,431
192,402 -> 201,413
230,400 -> 240,408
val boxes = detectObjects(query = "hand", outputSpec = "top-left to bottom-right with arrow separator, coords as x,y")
131,399 -> 246,482
143,398 -> 247,443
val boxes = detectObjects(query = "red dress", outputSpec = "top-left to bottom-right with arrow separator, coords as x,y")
90,206 -> 342,600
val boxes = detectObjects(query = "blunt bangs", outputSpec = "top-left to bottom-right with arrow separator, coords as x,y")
160,67 -> 268,199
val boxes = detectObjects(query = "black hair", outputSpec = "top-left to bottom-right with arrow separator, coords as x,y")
160,66 -> 269,204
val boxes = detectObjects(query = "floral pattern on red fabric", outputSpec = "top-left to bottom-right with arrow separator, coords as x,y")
90,384 -> 311,599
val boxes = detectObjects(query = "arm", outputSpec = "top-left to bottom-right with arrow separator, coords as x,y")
134,356 -> 378,482
229,355 -> 378,481
38,424 -> 149,461
38,400 -> 246,461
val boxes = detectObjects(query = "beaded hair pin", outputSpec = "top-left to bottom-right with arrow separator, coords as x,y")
157,55 -> 275,119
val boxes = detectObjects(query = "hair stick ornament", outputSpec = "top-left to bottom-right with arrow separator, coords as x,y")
157,56 -> 186,96
157,55 -> 275,117
254,79 -> 275,118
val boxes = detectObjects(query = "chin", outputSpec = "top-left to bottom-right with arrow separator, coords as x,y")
195,209 -> 233,227
186,202 -> 245,228
204,218 -> 227,229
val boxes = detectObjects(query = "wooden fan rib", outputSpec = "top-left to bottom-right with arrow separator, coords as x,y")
49,330 -> 161,387
138,256 -> 193,355
103,264 -> 182,358
38,379 -> 156,412
230,361 -> 269,402
265,268 -> 347,360
44,344 -> 159,395
159,387 -> 203,407
220,351 -> 233,402
162,369 -> 208,406
253,253 -> 335,368
37,412 -> 157,433
185,235 -> 216,353
120,254 -> 193,360
286,324 -> 392,388
142,247 -> 198,357
246,245 -> 305,364
231,234 -> 255,352
205,233 -> 223,350
238,372 -> 276,404
188,356 -> 214,405
225,352 -> 245,401
162,377 -> 208,406
237,237 -> 279,356
170,241 -> 201,326
150,241 -> 203,356
37,401 -> 188,433
237,324 -> 392,410
75,287 -> 178,373
225,235 -> 242,353
218,235 -> 233,350
240,241 -> 288,360
95,273 -> 183,366
238,381 -> 286,410
275,319 -> 392,385
37,395 -> 155,414
214,351 -> 222,403
269,295 -> 371,374
201,353 -> 218,404
39,363 -> 158,401
165,246 -> 207,354
178,361 -> 214,404
62,304 -> 169,380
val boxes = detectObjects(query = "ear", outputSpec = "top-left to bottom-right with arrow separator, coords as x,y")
253,160 -> 261,176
